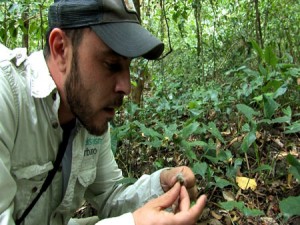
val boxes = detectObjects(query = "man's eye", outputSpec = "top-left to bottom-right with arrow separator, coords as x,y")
106,62 -> 122,72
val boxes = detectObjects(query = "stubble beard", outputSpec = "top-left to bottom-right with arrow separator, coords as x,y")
65,53 -> 109,136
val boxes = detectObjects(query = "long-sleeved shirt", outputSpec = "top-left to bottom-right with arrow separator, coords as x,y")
0,43 -> 164,225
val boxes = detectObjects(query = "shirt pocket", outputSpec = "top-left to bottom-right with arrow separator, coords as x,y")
12,162 -> 53,220
77,167 -> 96,188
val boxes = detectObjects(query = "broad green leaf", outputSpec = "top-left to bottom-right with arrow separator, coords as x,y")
219,201 -> 244,211
226,158 -> 243,179
153,159 -> 164,169
268,116 -> 291,124
251,40 -> 263,59
217,150 -> 233,162
208,90 -> 218,102
143,138 -> 162,148
220,201 -> 264,217
284,122 -> 300,134
181,122 -> 199,139
273,83 -> 288,99
135,121 -> 162,138
287,67 -> 300,77
184,148 -> 198,161
279,196 -> 300,220
237,104 -> 259,121
204,155 -> 219,164
192,162 -> 207,178
241,123 -> 250,132
241,83 -> 253,97
282,106 -> 292,117
214,176 -> 233,188
264,46 -> 278,67
262,79 -> 283,92
259,64 -> 267,77
208,122 -> 225,143
241,131 -> 256,153
289,167 -> 300,182
188,141 -> 208,148
286,154 -> 300,181
263,94 -> 279,119
242,207 -> 265,217
188,101 -> 198,109
253,164 -> 273,173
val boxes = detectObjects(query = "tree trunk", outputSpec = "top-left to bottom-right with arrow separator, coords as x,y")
22,4 -> 30,50
131,69 -> 148,106
193,0 -> 204,84
194,0 -> 202,58
209,0 -> 217,78
254,0 -> 264,48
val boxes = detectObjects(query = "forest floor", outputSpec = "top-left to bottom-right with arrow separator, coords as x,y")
75,126 -> 300,225
113,124 -> 300,225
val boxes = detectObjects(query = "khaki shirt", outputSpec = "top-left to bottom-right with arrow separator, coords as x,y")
0,44 -> 164,225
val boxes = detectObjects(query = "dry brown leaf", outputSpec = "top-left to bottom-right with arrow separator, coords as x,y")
256,131 -> 262,139
277,150 -> 298,159
227,135 -> 244,147
230,211 -> 240,222
211,210 -> 223,220
287,173 -> 293,187
198,219 -> 222,225
273,138 -> 284,148
221,130 -> 231,136
222,190 -> 235,201
216,139 -> 222,155
260,217 -> 279,225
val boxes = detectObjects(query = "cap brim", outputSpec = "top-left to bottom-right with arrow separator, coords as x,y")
91,23 -> 164,60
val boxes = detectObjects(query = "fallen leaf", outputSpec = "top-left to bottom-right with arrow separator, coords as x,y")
260,217 -> 279,225
222,190 -> 235,201
287,173 -> 293,187
273,138 -> 284,148
236,176 -> 257,191
211,210 -> 223,220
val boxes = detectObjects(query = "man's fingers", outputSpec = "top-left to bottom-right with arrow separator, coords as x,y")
188,194 -> 207,219
178,185 -> 190,211
149,182 -> 181,210
160,166 -> 196,192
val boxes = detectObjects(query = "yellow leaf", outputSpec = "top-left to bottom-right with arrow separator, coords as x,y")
236,176 -> 257,191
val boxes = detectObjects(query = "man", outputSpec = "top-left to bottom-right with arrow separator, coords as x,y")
0,0 -> 207,224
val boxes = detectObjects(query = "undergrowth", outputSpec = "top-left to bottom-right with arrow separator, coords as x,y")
112,42 -> 300,224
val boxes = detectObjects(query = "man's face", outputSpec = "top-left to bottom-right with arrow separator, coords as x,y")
65,29 -> 131,136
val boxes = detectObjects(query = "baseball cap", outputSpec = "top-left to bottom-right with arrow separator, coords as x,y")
48,0 -> 164,60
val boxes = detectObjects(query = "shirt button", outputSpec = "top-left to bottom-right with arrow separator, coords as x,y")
16,53 -> 22,59
32,186 -> 38,193
52,93 -> 57,101
52,122 -> 59,129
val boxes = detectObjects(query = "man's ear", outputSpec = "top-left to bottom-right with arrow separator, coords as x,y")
48,28 -> 71,74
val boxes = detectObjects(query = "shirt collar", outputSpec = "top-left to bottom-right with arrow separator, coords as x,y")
26,51 -> 57,98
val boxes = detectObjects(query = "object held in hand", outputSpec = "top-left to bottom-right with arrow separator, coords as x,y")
176,173 -> 184,185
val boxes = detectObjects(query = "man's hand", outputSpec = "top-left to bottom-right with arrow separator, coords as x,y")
160,166 -> 198,200
133,182 -> 207,225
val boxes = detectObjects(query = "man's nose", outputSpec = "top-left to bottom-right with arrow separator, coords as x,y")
115,69 -> 131,95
